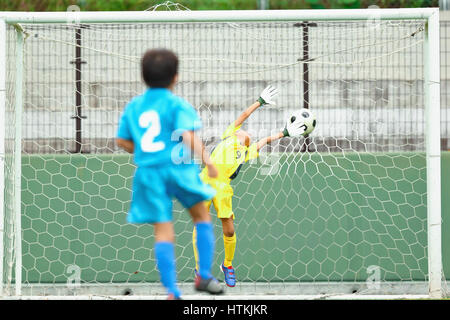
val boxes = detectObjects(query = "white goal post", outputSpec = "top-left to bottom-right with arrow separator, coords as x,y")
0,8 -> 443,299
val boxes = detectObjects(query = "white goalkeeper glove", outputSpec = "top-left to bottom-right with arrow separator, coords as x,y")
258,85 -> 279,106
282,119 -> 307,138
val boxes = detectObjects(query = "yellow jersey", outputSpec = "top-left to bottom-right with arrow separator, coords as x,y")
200,123 -> 259,183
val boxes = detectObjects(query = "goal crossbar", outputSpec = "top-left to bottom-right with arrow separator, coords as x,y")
0,8 -> 439,24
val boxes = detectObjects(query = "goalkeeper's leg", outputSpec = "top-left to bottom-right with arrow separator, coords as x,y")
221,218 -> 236,268
210,185 -> 236,287
220,217 -> 237,287
193,218 -> 236,271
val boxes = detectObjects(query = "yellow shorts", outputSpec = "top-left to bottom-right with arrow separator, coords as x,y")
202,176 -> 235,220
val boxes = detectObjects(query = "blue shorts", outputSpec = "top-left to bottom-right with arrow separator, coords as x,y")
127,164 -> 216,224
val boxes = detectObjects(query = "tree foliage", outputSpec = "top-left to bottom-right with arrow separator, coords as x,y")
1,0 -> 439,11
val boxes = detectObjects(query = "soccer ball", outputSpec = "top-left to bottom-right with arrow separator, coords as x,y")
288,108 -> 317,137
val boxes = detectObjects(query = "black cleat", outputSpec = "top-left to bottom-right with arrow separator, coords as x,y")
195,275 -> 224,295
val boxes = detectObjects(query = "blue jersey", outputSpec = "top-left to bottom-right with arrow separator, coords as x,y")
117,88 -> 201,167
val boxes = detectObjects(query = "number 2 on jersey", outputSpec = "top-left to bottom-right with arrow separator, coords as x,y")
139,110 -> 165,152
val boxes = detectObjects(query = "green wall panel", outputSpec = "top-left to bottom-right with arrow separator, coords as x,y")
19,152 -> 449,283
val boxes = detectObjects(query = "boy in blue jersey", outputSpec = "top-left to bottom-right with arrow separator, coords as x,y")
116,49 -> 224,299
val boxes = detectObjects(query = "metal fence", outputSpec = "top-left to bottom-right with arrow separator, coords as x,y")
5,18 -> 449,153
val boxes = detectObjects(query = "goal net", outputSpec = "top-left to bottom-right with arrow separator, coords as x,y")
0,8 -> 444,298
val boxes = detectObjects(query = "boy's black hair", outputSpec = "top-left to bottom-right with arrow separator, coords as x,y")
141,49 -> 178,88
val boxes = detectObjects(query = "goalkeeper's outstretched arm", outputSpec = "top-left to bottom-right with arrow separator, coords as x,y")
233,85 -> 279,128
255,119 -> 307,151
256,132 -> 284,151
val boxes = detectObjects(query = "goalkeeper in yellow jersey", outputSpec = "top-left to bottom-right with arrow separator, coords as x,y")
193,85 -> 307,287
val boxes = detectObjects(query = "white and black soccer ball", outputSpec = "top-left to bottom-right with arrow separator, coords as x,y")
288,108 -> 317,137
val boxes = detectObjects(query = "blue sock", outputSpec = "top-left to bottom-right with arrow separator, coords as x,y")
195,221 -> 215,279
154,241 -> 181,298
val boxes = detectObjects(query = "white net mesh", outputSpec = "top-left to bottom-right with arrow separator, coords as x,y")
2,8 -> 439,297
